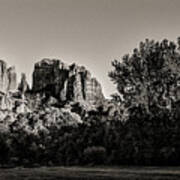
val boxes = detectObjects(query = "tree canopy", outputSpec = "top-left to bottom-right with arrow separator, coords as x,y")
109,38 -> 180,116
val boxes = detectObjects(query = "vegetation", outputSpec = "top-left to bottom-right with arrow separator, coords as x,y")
1,38 -> 180,167
109,38 -> 180,114
1,166 -> 180,180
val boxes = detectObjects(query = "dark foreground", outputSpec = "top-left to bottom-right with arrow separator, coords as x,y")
1,167 -> 180,180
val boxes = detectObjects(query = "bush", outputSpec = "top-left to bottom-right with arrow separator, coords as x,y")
83,146 -> 106,165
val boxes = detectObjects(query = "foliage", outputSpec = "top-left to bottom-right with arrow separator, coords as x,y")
109,38 -> 180,116
1,38 -> 180,167
83,146 -> 106,165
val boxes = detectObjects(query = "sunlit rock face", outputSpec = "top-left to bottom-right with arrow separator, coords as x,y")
7,66 -> 17,91
32,59 -> 104,103
0,60 -> 17,93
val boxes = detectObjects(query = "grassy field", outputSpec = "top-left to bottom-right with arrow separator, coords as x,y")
1,166 -> 180,180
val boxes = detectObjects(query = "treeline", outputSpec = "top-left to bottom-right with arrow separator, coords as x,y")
0,104 -> 180,167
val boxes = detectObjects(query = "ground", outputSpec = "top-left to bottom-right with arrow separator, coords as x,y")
1,166 -> 180,180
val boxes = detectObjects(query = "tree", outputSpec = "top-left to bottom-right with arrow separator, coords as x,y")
0,133 -> 10,166
109,38 -> 180,116
83,146 -> 106,165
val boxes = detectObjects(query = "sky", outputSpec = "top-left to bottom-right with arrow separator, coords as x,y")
0,0 -> 180,97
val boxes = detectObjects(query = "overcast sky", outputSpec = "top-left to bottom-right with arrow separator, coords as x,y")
0,0 -> 179,97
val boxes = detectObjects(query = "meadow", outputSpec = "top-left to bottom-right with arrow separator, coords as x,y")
0,166 -> 180,180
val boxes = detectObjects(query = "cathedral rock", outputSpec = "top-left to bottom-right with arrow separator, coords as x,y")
32,59 -> 104,103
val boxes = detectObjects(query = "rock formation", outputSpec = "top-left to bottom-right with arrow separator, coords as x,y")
7,66 -> 17,91
32,59 -> 104,103
0,59 -> 109,125
0,60 -> 17,93
18,73 -> 30,94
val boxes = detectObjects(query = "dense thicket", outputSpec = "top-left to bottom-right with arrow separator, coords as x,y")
1,38 -> 180,167
1,106 -> 180,167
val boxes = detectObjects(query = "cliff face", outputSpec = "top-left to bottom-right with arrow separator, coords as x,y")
0,60 -> 17,93
32,59 -> 104,103
7,66 -> 17,91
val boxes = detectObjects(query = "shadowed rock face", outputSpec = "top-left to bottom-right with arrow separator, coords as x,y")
32,59 -> 104,103
18,73 -> 30,94
0,60 -> 17,93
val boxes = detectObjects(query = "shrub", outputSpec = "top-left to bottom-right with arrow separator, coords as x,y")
83,146 -> 106,165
